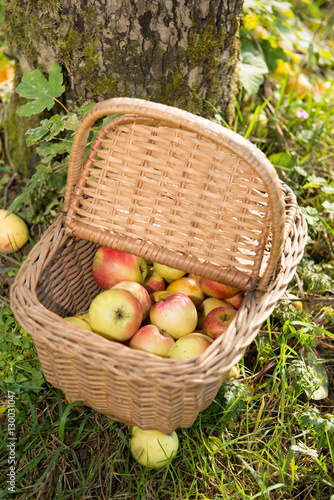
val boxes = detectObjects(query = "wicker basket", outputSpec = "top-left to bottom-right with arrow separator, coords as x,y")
10,98 -> 307,434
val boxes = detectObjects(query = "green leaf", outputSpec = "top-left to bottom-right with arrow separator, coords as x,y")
238,45 -> 269,96
16,62 -> 65,116
305,350 -> 329,400
7,165 -> 51,215
323,200 -> 334,215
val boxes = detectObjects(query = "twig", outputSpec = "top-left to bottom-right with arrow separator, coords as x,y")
239,359 -> 278,384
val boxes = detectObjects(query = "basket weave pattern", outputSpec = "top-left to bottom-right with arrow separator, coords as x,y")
10,99 -> 307,434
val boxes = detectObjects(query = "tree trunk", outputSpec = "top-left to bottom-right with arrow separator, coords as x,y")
4,0 -> 243,120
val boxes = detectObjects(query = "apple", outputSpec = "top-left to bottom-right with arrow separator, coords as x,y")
112,280 -> 151,319
153,262 -> 186,283
197,297 -> 236,329
129,325 -> 175,357
198,277 -> 240,300
286,293 -> 303,312
142,266 -> 166,295
150,293 -> 198,339
64,316 -> 92,331
0,209 -> 29,253
150,290 -> 175,303
225,291 -> 245,310
166,277 -> 205,307
88,289 -> 142,341
286,74 -> 314,98
130,426 -> 179,468
168,332 -> 212,360
204,306 -> 236,340
92,247 -> 147,290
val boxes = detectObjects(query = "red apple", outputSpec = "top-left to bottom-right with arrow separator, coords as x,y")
166,277 -> 205,307
225,291 -> 245,310
204,306 -> 236,340
92,247 -> 147,290
142,266 -> 166,295
153,262 -> 186,283
112,280 -> 151,319
88,289 -> 142,341
168,332 -> 212,359
129,324 -> 175,357
150,293 -> 198,339
197,297 -> 236,329
198,277 -> 240,300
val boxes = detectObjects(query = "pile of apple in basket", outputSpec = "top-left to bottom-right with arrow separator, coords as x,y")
67,247 -> 245,359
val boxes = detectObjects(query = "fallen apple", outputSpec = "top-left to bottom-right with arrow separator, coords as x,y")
64,316 -> 92,331
286,74 -> 314,98
129,324 -> 175,357
166,277 -> 205,307
204,306 -> 237,340
142,266 -> 166,295
112,280 -> 151,319
197,297 -> 236,329
153,262 -> 186,283
198,277 -> 240,300
0,209 -> 29,253
130,426 -> 179,468
168,332 -> 212,359
92,247 -> 147,290
286,293 -> 303,312
150,292 -> 198,339
88,288 -> 142,341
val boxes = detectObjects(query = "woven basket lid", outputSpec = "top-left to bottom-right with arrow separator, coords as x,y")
63,98 -> 285,292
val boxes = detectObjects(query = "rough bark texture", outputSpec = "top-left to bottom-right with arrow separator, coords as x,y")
4,0 -> 243,120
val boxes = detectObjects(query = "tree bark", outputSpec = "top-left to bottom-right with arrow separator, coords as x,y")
4,0 -> 243,120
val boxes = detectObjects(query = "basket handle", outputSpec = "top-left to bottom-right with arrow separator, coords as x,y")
63,97 -> 286,290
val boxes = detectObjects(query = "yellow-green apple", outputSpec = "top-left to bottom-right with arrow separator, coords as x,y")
0,209 -> 28,253
150,293 -> 198,339
225,291 -> 245,310
198,277 -> 240,300
112,280 -> 151,319
92,247 -> 147,290
168,332 -> 212,359
204,306 -> 236,340
142,266 -> 166,295
129,324 -> 175,357
88,289 -> 142,341
153,262 -> 186,283
64,316 -> 92,331
286,293 -> 303,312
130,426 -> 179,468
197,297 -> 236,329
166,277 -> 205,307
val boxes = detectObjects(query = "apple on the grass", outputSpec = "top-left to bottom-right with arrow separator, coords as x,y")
142,266 -> 166,295
112,280 -> 151,319
166,277 -> 205,307
204,306 -> 237,340
153,262 -> 186,283
92,247 -> 147,290
130,426 -> 179,468
150,292 -> 198,339
129,325 -> 175,357
197,297 -> 236,329
88,288 -> 142,341
198,277 -> 240,300
168,332 -> 212,360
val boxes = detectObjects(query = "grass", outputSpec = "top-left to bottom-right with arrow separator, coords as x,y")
1,0 -> 334,498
